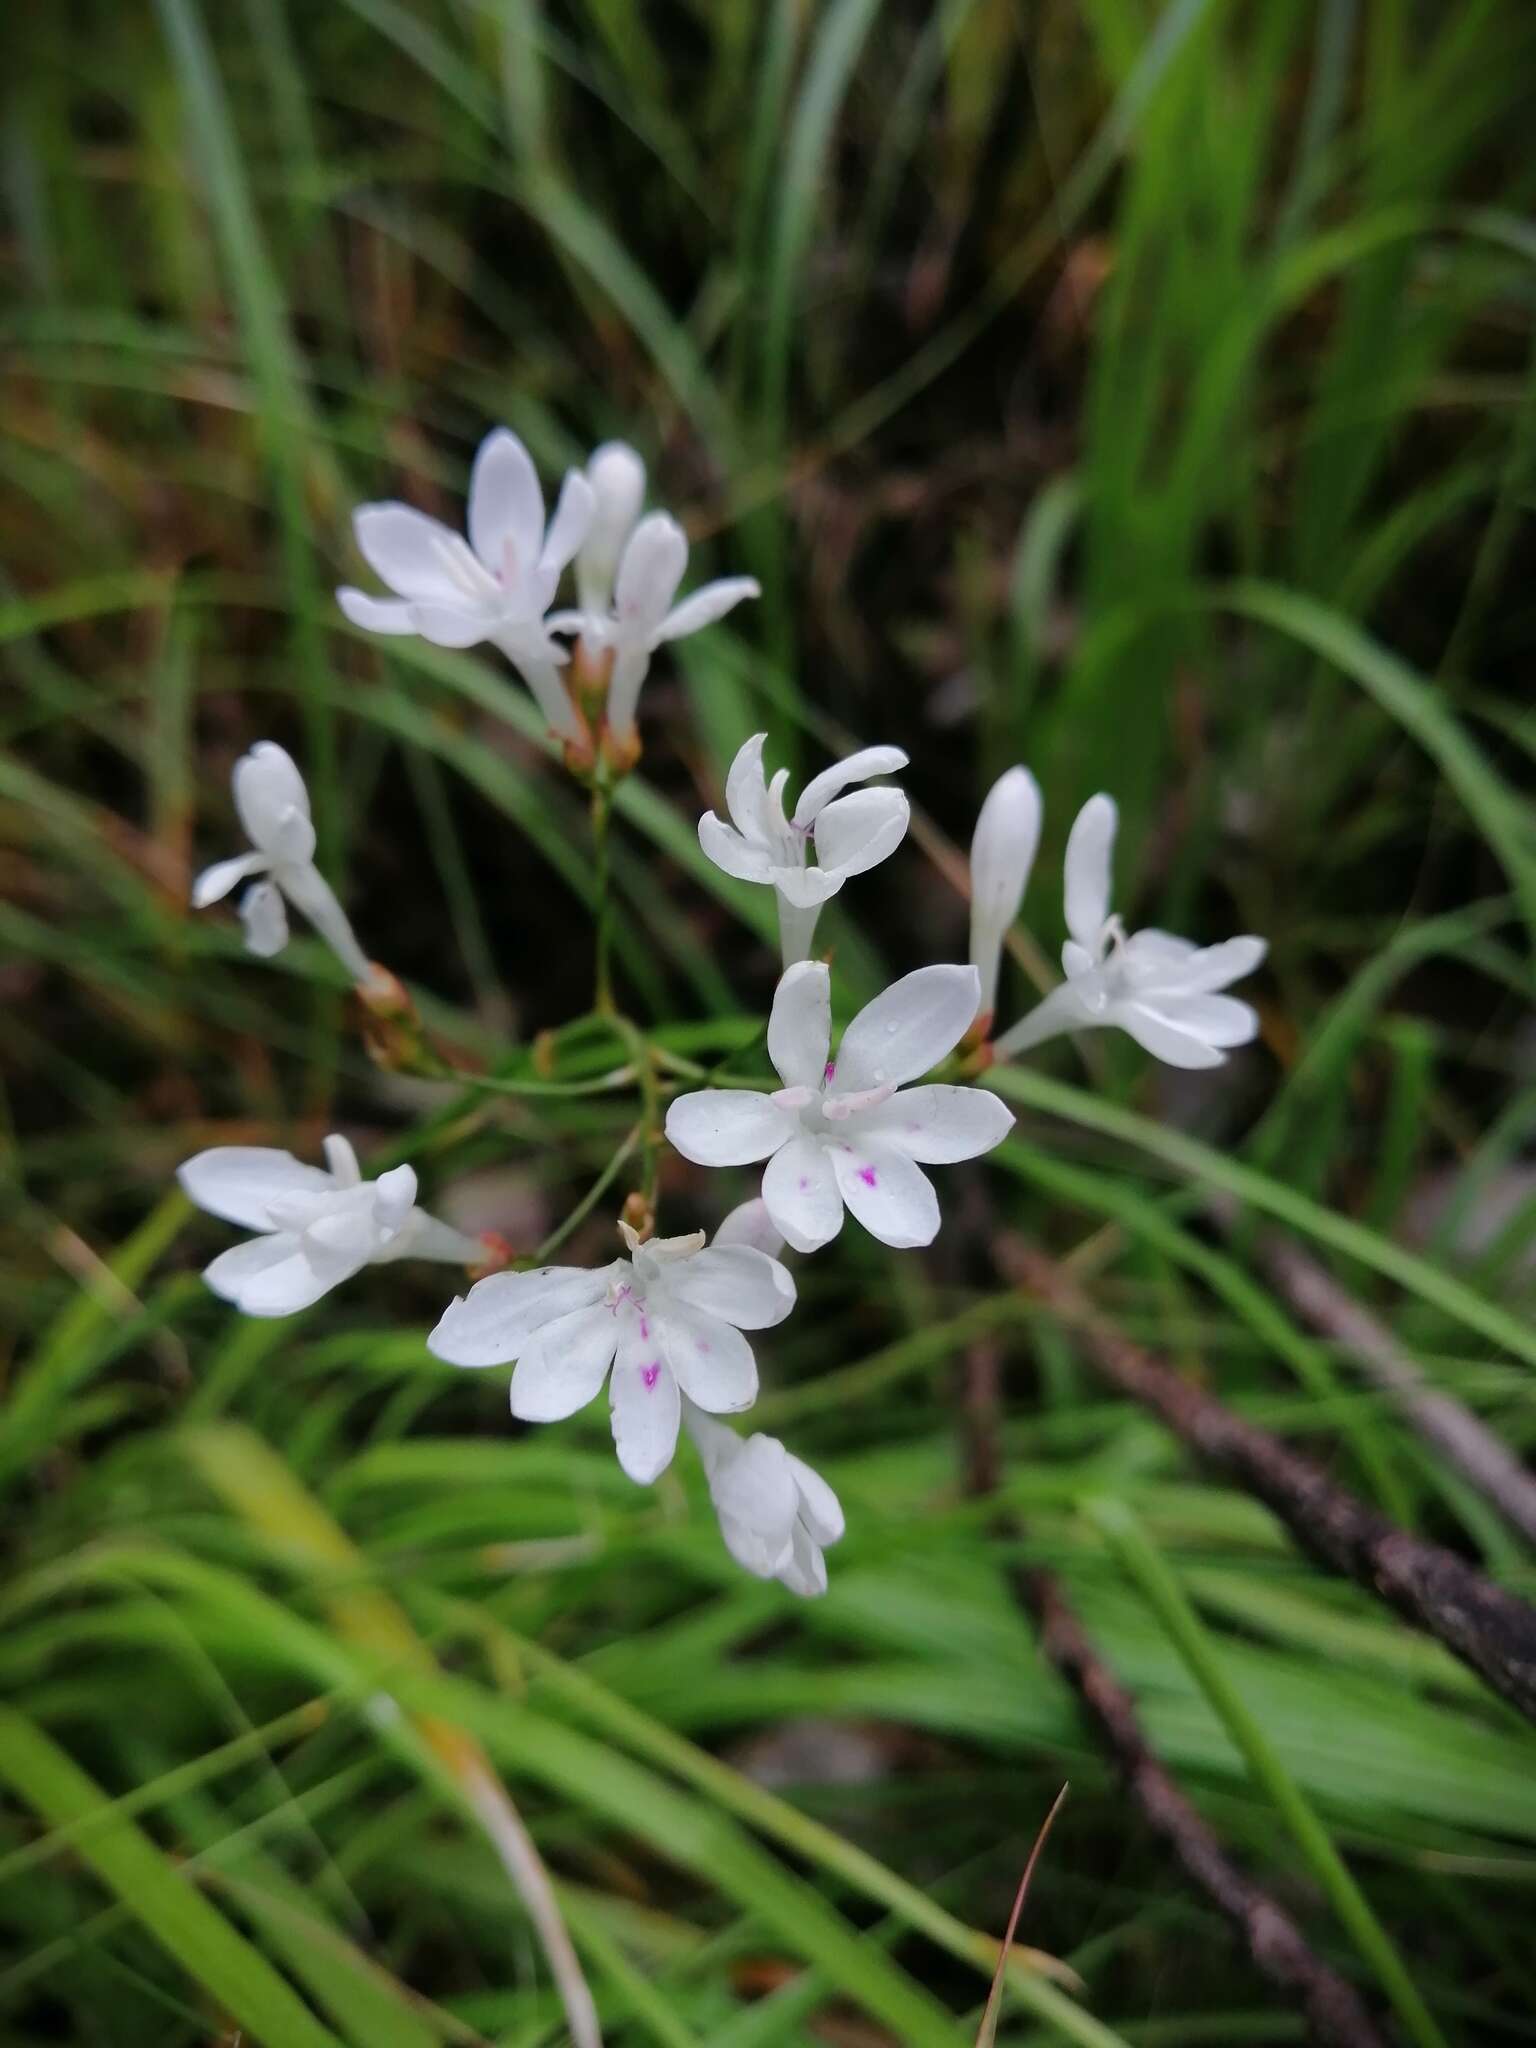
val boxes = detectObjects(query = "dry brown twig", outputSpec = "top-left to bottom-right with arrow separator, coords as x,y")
1209,1197 -> 1536,1548
957,1330 -> 1388,2047
998,1235 -> 1536,1724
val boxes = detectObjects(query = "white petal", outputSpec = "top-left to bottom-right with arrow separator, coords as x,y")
336,588 -> 419,634
576,441 -> 646,612
1161,934 -> 1267,995
467,427 -> 545,573
191,851 -> 266,908
779,1520 -> 829,1597
770,865 -> 843,911
372,1164 -> 417,1233
834,963 -> 981,1095
1124,928 -> 1198,970
656,576 -> 760,645
829,1140 -> 940,1249
712,1198 -> 785,1258
633,1227 -> 708,1267
1063,794 -> 1117,950
699,811 -> 775,884
610,1320 -> 681,1484
509,1303 -> 619,1421
178,1146 -> 334,1231
301,1203 -> 383,1280
233,742 -> 311,852
1163,992 -> 1260,1048
427,1264 -> 611,1368
353,503 -> 465,600
665,1090 -> 795,1168
970,766 -> 1042,923
660,1305 -> 758,1410
969,766 -> 1042,1010
538,469 -> 595,576
850,1083 -> 1014,1163
202,1231 -> 302,1302
219,1240 -> 349,1316
714,1436 -> 799,1574
615,513 -> 687,635
768,958 -> 832,1089
762,1135 -> 843,1254
811,787 -> 910,881
239,881 -> 289,957
792,745 -> 908,828
666,1245 -> 795,1330
1117,1002 -> 1226,1069
405,602 -> 495,649
323,1134 -> 361,1185
990,981 -> 1093,1059
787,1454 -> 844,1545
724,732 -> 771,840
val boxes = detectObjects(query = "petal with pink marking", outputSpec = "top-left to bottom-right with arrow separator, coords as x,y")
829,1140 -> 940,1249
761,1135 -> 843,1254
509,1303 -> 619,1420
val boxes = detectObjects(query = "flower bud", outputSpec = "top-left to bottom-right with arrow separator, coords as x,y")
968,766 -> 1042,1022
576,441 -> 646,617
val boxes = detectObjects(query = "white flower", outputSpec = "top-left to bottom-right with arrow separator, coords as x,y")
337,426 -> 595,743
665,960 -> 1014,1253
191,741 -> 372,983
550,511 -> 758,748
969,765 -> 1042,1020
178,1134 -> 479,1317
685,1404 -> 843,1597
699,734 -> 911,965
427,1223 -> 795,1486
993,793 -> 1267,1069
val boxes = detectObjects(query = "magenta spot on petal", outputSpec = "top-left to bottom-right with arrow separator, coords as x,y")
639,1315 -> 650,1339
858,1165 -> 878,1187
798,1175 -> 810,1191
642,1363 -> 660,1390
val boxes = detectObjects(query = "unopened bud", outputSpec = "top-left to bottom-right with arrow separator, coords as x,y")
968,766 -> 1042,1019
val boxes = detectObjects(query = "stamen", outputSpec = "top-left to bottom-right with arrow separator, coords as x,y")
824,1081 -> 897,1120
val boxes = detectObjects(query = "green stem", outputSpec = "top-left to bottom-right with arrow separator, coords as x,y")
603,1014 -> 663,1213
532,1125 -> 643,1263
1086,1497 -> 1450,2048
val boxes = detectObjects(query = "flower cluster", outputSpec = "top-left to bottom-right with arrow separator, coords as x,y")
338,427 -> 758,767
181,418 -> 1266,1597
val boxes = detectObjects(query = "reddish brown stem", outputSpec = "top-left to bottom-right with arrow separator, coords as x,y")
999,1236 -> 1536,1725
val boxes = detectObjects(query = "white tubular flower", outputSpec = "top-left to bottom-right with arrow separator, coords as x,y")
685,1404 -> 843,1597
699,734 -> 911,965
178,1135 -> 479,1318
665,960 -> 1014,1254
191,742 -> 372,984
427,1223 -> 795,1486
551,511 -> 759,747
993,793 -> 1267,1069
968,765 -> 1042,1021
337,426 -> 595,743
